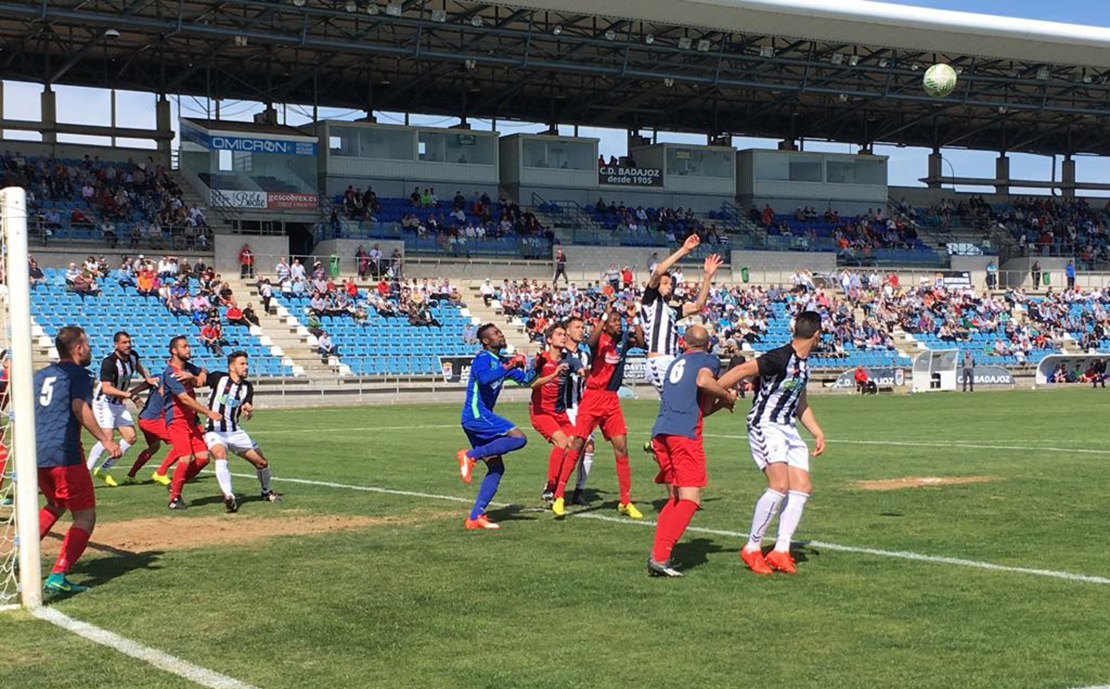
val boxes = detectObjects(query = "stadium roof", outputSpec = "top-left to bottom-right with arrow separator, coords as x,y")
1,0 -> 1109,156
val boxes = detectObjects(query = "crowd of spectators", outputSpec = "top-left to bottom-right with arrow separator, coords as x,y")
755,203 -> 924,257
588,198 -> 729,246
1,151 -> 210,249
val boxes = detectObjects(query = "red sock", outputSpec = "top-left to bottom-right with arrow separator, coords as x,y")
128,448 -> 155,477
185,456 -> 210,482
615,455 -> 631,504
545,447 -> 564,492
0,448 -> 7,491
39,506 -> 61,539
651,499 -> 698,562
156,449 -> 182,476
52,526 -> 91,574
554,447 -> 580,498
169,459 -> 190,500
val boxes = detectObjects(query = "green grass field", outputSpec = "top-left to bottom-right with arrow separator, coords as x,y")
3,389 -> 1109,689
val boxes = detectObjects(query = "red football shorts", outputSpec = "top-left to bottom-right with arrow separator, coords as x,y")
168,421 -> 207,457
651,434 -> 708,488
530,410 -> 574,443
138,418 -> 172,445
38,464 -> 96,511
573,391 -> 627,440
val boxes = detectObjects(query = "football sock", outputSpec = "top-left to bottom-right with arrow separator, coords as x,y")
39,507 -> 61,539
257,466 -> 272,493
775,491 -> 810,553
575,451 -> 594,490
554,447 -> 579,499
169,460 -> 190,500
746,488 -> 785,550
545,447 -> 564,492
86,442 -> 105,471
98,439 -> 132,471
128,447 -> 156,477
214,459 -> 234,497
184,456 -> 210,482
651,498 -> 699,563
156,449 -> 182,476
466,435 -> 527,460
469,458 -> 505,520
52,526 -> 91,574
614,455 -> 631,504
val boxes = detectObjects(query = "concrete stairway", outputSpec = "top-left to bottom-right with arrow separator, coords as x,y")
224,277 -> 347,377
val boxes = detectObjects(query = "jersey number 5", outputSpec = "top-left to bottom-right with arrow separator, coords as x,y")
39,376 -> 57,406
668,360 -> 686,385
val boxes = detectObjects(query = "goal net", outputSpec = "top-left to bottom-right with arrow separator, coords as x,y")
0,186 -> 42,610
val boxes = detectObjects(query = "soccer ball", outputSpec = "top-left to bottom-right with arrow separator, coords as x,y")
923,63 -> 957,98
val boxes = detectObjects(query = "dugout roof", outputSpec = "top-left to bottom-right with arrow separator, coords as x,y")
2,0 -> 1110,155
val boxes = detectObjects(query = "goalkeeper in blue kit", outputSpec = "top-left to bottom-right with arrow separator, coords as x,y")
455,324 -> 533,530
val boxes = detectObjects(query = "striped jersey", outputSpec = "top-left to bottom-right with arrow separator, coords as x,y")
206,372 -> 254,433
561,343 -> 590,411
747,343 -> 809,427
640,285 -> 678,356
95,352 -> 140,404
531,350 -> 584,415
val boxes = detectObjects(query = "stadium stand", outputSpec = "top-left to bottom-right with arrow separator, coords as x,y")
29,262 -> 294,377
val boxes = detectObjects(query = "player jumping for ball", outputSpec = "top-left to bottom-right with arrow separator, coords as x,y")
718,311 -> 827,575
647,325 -> 736,577
455,324 -> 533,530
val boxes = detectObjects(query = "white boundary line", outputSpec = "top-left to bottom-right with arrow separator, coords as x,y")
31,607 -> 263,689
229,472 -> 1110,586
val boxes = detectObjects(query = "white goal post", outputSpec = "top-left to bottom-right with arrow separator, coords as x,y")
1,186 -> 42,610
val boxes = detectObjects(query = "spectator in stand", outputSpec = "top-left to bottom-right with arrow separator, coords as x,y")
621,265 -> 634,291
239,244 -> 255,279
854,365 -> 869,394
553,248 -> 568,285
64,262 -> 80,287
1066,260 -> 1076,290
200,320 -> 224,356
226,304 -> 248,327
462,322 -> 477,345
1031,261 -> 1041,288
28,258 -> 45,287
259,279 -> 273,314
318,331 -> 337,362
603,262 -> 620,291
71,270 -> 99,298
243,303 -> 260,327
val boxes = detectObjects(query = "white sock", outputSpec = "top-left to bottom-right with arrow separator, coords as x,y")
98,439 -> 132,471
86,442 -> 105,471
575,451 -> 594,490
215,459 -> 234,497
775,491 -> 810,552
257,466 -> 272,493
746,488 -> 785,551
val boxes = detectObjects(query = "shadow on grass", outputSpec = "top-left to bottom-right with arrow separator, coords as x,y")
485,504 -> 536,523
672,537 -> 728,571
42,537 -> 164,600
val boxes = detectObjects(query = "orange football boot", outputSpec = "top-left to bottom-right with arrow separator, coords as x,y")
740,546 -> 774,575
456,450 -> 475,484
765,549 -> 797,574
464,514 -> 500,530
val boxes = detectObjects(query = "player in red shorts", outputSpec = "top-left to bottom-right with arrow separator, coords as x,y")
161,336 -> 222,510
555,298 -> 646,518
34,326 -> 121,593
125,359 -> 207,485
646,325 -> 736,577
529,322 -> 584,517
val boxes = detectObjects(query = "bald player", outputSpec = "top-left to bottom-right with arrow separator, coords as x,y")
646,325 -> 736,577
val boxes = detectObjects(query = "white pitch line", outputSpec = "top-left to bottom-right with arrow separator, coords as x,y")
229,472 -> 1110,586
704,434 -> 1110,455
252,424 -> 457,435
31,607 -> 262,689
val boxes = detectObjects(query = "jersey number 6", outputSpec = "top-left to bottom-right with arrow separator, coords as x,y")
668,359 -> 686,385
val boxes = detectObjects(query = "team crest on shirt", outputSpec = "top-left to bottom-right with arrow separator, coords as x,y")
605,353 -> 620,365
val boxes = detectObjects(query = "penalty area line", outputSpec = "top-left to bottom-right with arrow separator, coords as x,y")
30,607 -> 263,689
235,472 -> 1110,587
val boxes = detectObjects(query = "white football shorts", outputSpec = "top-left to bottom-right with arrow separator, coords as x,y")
93,398 -> 134,429
747,422 -> 810,473
644,354 -> 676,394
204,429 -> 259,456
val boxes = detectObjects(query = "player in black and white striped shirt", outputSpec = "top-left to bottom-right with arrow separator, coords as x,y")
202,351 -> 282,512
719,312 -> 827,576
641,234 -> 723,393
86,331 -> 159,486
560,316 -> 595,505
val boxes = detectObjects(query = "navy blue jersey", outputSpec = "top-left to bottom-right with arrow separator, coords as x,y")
34,361 -> 94,467
140,362 -> 199,421
651,351 -> 720,439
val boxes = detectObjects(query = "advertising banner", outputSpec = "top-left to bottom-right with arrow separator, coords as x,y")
939,270 -> 972,289
211,189 -> 267,209
267,192 -> 318,210
598,166 -> 664,187
439,356 -> 475,384
956,365 -> 1015,387
832,367 -> 906,389
208,135 -> 316,156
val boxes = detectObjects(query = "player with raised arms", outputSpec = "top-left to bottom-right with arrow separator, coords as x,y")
85,331 -> 159,486
718,311 -> 827,575
34,326 -> 122,593
455,324 -> 534,530
204,351 -> 282,513
162,336 -> 223,510
123,357 -> 206,486
647,324 -> 736,577
555,298 -> 646,519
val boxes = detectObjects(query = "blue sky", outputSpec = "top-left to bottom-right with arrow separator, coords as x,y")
2,0 -> 1107,195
